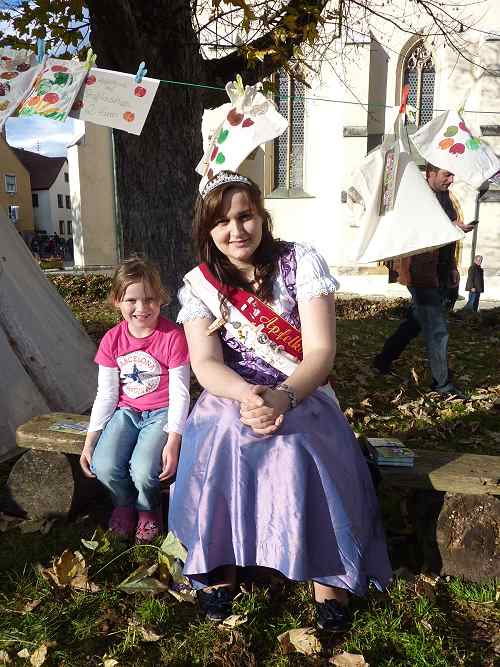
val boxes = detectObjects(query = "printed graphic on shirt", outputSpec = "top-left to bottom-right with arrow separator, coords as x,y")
117,350 -> 162,398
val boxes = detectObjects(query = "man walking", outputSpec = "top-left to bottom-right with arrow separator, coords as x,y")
373,164 -> 474,398
464,255 -> 484,312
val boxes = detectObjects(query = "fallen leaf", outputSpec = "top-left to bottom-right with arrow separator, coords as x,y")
0,650 -> 11,664
414,574 -> 439,601
277,627 -> 321,655
42,550 -> 100,592
222,614 -> 248,628
81,527 -> 111,553
167,583 -> 197,604
30,644 -> 48,667
127,618 -> 164,642
22,599 -> 41,613
411,367 -> 419,385
118,563 -> 168,594
102,658 -> 119,667
330,652 -> 369,666
17,649 -> 30,659
420,619 -> 432,632
81,538 -> 99,551
159,532 -> 187,562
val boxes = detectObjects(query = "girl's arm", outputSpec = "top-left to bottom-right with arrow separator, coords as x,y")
184,317 -> 262,404
80,366 -> 119,478
159,363 -> 190,481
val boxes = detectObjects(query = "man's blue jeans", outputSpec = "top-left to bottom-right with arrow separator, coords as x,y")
407,287 -> 452,391
378,287 -> 453,391
91,407 -> 168,511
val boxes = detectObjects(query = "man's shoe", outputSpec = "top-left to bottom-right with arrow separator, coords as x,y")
373,354 -> 392,375
197,587 -> 234,622
316,598 -> 352,633
434,385 -> 467,400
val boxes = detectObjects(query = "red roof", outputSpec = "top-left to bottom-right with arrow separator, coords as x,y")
11,148 -> 66,191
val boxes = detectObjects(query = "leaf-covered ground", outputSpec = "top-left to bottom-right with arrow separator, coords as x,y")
0,277 -> 498,666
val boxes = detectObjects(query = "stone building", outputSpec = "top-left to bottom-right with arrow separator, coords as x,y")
0,134 -> 33,234
239,0 -> 500,298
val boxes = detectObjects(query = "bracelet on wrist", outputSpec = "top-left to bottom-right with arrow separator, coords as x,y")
275,383 -> 298,410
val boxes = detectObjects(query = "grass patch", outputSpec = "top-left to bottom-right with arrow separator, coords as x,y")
445,578 -> 498,604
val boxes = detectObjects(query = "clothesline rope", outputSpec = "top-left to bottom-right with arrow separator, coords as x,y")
157,77 -> 500,116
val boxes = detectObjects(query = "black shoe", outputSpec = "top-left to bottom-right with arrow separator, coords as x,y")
373,354 -> 392,375
197,587 -> 234,622
434,385 -> 467,400
316,599 -> 352,633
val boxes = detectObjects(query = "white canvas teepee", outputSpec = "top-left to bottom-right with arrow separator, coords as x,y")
0,209 -> 97,459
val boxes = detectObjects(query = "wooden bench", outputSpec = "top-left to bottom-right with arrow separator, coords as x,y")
4,413 -> 500,581
375,447 -> 500,582
5,413 -> 99,520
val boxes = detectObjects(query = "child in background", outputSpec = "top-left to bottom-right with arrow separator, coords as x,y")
80,257 -> 190,543
465,254 -> 484,312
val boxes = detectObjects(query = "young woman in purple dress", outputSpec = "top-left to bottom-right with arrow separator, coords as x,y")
169,172 -> 392,631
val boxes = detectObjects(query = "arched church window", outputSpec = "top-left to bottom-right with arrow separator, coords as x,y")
403,41 -> 435,126
274,70 -> 305,191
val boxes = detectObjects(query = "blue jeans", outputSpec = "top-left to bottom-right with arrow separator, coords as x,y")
91,407 -> 168,511
378,287 -> 452,391
465,292 -> 480,312
408,286 -> 452,391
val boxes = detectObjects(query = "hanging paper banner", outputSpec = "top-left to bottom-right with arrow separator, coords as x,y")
410,110 -> 500,189
0,49 -> 43,129
69,68 -> 160,135
17,57 -> 87,123
196,76 -> 288,193
348,113 -> 464,264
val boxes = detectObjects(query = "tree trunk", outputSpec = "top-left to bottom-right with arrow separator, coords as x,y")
85,0 -> 210,311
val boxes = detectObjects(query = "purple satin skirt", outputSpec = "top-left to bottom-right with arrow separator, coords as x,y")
169,388 -> 392,595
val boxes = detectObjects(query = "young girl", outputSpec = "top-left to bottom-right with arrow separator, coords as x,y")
169,172 -> 392,630
80,257 -> 190,544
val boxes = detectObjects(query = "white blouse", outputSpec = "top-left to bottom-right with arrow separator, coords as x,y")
177,243 -> 339,324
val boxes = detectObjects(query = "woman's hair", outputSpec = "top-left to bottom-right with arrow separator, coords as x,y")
109,256 -> 170,305
193,175 -> 284,303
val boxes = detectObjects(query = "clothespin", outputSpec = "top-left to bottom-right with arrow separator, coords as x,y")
36,38 -> 45,64
84,48 -> 97,72
134,61 -> 148,84
399,84 -> 410,114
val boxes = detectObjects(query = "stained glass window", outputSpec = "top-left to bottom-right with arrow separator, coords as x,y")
274,70 -> 305,190
403,41 -> 435,127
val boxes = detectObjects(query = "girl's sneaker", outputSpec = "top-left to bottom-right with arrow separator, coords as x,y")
135,510 -> 163,544
109,506 -> 136,539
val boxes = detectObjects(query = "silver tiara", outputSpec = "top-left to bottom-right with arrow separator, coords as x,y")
201,171 -> 252,199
